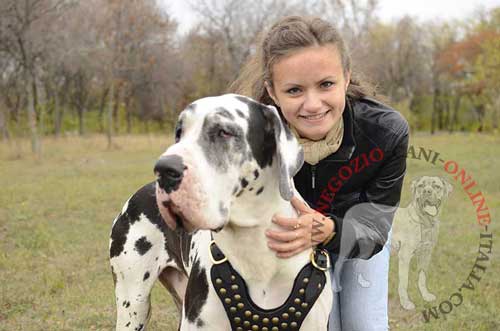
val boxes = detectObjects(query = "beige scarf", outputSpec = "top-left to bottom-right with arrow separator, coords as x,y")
289,119 -> 344,165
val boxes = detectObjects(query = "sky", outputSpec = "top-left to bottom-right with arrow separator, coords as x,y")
161,0 -> 500,34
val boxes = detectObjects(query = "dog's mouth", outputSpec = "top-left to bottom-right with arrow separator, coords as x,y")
422,198 -> 441,216
161,200 -> 188,230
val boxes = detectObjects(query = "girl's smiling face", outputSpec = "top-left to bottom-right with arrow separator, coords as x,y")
266,44 -> 350,141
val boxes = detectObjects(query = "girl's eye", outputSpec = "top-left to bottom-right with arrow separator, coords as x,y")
321,81 -> 334,88
286,87 -> 301,95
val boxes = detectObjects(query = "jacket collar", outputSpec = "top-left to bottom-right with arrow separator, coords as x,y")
323,97 -> 357,162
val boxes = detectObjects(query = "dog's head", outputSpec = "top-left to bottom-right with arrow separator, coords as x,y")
411,176 -> 453,217
154,94 -> 303,233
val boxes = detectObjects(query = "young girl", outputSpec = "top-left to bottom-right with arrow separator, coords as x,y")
230,16 -> 409,331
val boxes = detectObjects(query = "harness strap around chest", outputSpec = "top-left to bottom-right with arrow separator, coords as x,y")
210,241 -> 329,331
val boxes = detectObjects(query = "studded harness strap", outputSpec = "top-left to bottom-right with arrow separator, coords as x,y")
210,240 -> 330,331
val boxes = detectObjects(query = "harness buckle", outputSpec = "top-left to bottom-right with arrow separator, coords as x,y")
310,248 -> 330,271
209,240 -> 228,265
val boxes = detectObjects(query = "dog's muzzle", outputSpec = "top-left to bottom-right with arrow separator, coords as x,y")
154,155 -> 186,193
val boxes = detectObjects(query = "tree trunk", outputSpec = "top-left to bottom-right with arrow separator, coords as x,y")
78,106 -> 85,136
112,85 -> 121,135
124,94 -> 132,134
26,71 -> 41,157
107,82 -> 114,149
98,87 -> 109,133
449,94 -> 461,133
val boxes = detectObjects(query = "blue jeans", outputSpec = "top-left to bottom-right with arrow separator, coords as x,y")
328,241 -> 391,331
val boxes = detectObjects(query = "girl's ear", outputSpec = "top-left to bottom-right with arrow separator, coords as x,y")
264,81 -> 279,106
344,70 -> 351,91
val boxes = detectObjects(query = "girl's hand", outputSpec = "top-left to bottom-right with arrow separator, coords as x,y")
266,196 -> 335,258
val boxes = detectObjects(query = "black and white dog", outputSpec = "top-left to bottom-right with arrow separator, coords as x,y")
109,94 -> 332,330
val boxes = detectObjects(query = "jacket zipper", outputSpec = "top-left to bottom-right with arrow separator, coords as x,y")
311,164 -> 316,189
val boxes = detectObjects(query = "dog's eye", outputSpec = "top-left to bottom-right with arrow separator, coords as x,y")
218,128 -> 233,138
175,125 -> 182,143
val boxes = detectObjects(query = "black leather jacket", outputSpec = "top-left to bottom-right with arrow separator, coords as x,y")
293,96 -> 409,259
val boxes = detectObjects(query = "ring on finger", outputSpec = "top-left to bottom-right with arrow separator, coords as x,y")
294,220 -> 301,230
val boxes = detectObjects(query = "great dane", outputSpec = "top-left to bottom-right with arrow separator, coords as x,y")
109,94 -> 333,330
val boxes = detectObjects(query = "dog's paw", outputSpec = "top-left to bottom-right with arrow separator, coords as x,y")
357,273 -> 371,288
400,299 -> 416,310
422,292 -> 436,302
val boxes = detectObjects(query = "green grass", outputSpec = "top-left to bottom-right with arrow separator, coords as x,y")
0,132 -> 498,330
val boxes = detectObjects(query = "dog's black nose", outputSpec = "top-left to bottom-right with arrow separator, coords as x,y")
154,155 -> 186,193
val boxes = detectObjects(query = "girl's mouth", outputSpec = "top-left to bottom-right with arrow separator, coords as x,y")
299,110 -> 331,122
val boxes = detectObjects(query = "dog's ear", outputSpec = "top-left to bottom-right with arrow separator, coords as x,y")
265,105 -> 304,200
440,177 -> 453,197
410,176 -> 421,195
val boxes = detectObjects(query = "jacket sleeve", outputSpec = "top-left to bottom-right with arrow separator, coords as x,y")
320,119 -> 409,259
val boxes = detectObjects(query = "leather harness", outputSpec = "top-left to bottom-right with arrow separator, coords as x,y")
210,240 -> 330,330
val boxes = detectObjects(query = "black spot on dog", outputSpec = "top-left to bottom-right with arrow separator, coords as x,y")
232,186 -> 239,195
219,201 -> 228,217
196,318 -> 205,327
184,259 -> 208,323
254,169 -> 259,179
110,183 -> 164,259
123,300 -> 131,308
135,324 -> 144,331
256,187 -> 264,195
249,187 -> 253,191
237,96 -> 276,169
143,272 -> 150,281
185,103 -> 196,112
111,266 -> 117,286
126,322 -> 130,327
215,107 -> 235,120
236,109 -> 246,118
135,236 -> 152,256
236,190 -> 244,197
197,116 -> 246,172
240,178 -> 248,188
110,182 -> 191,275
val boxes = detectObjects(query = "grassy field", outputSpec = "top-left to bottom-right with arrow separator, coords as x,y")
0,132 -> 498,330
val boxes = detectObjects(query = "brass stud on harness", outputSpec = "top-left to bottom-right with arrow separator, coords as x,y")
294,298 -> 301,304
237,302 -> 244,309
303,277 -> 309,283
281,322 -> 288,329
299,288 -> 305,294
262,317 -> 269,324
290,321 -> 298,328
272,327 -> 278,331
288,307 -> 296,313
245,310 -> 252,317
301,302 -> 308,308
216,278 -> 222,285
262,327 -> 269,331
234,294 -> 241,300
232,284 -> 239,291
230,307 -> 237,313
252,325 -> 259,331
234,317 -> 241,324
224,298 -> 231,304
231,275 -> 236,281
272,317 -> 279,324
244,321 -> 250,327
219,288 -> 227,295
295,311 -> 302,318
236,327 -> 243,331
282,313 -> 289,319
253,314 -> 260,321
